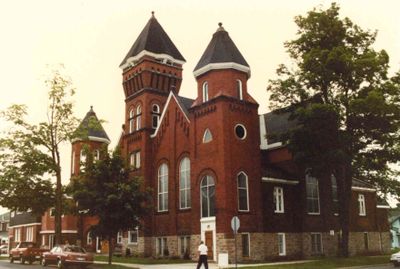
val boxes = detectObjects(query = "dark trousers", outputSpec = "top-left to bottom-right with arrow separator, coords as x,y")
196,254 -> 208,269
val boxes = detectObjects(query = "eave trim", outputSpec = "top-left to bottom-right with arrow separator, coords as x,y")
120,50 -> 186,70
193,62 -> 251,78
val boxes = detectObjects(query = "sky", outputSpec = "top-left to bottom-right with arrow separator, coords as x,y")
0,0 -> 399,211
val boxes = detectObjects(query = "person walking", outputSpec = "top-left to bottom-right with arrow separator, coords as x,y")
196,241 -> 208,269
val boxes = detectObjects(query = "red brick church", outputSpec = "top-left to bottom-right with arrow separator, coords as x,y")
9,13 -> 390,262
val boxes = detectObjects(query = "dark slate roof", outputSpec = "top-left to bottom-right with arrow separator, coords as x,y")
194,23 -> 249,72
352,178 -> 375,189
120,14 -> 185,67
76,107 -> 110,142
10,212 -> 41,227
263,110 -> 299,145
176,95 -> 195,116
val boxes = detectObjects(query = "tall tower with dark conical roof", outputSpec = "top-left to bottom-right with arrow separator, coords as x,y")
71,106 -> 110,176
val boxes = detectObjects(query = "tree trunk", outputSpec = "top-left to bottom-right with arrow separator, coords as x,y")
337,165 -> 352,257
55,169 -> 63,245
108,235 -> 113,265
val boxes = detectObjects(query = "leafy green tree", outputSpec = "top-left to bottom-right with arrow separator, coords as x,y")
68,148 -> 151,265
0,69 -> 79,244
267,3 -> 400,256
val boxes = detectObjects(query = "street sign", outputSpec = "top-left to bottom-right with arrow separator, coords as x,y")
231,216 -> 240,233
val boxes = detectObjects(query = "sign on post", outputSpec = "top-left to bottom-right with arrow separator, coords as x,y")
231,216 -> 240,234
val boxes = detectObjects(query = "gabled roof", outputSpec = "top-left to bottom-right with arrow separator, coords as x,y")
120,13 -> 185,69
193,23 -> 250,77
75,107 -> 110,144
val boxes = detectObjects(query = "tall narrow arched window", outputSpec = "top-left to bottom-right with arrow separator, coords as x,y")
237,172 -> 249,211
236,79 -> 243,100
136,105 -> 142,130
129,109 -> 135,133
179,158 -> 191,209
152,104 -> 161,129
71,151 -> 75,174
202,129 -> 213,143
158,163 -> 168,212
202,82 -> 209,103
200,175 -> 215,218
331,174 -> 339,215
94,150 -> 100,161
80,149 -> 86,170
306,174 -> 320,214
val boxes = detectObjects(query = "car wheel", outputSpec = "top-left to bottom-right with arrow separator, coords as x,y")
9,256 -> 14,263
28,258 -> 33,265
21,255 -> 25,264
41,258 -> 47,267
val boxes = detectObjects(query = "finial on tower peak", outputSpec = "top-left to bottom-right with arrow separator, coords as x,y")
217,22 -> 225,32
151,11 -> 155,18
90,105 -> 93,111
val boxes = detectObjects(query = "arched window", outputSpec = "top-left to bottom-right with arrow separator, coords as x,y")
237,172 -> 249,211
306,174 -> 320,214
202,82 -> 209,103
331,175 -> 339,215
152,104 -> 161,129
80,149 -> 86,170
136,105 -> 142,130
202,129 -> 213,143
129,109 -> 135,133
200,175 -> 215,218
71,151 -> 75,174
179,158 -> 191,209
87,231 -> 92,246
236,79 -> 243,100
94,150 -> 100,161
158,163 -> 168,212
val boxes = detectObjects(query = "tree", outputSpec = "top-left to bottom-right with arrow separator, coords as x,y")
68,148 -> 151,265
0,68 -> 79,244
267,3 -> 400,256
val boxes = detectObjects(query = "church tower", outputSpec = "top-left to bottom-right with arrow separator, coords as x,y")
71,106 -> 110,176
190,23 -> 263,259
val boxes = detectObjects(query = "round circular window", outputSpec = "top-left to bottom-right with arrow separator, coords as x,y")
235,124 -> 247,140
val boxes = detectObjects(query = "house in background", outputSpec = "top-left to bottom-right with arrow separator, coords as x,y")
8,212 -> 41,248
390,215 -> 400,248
0,212 -> 10,245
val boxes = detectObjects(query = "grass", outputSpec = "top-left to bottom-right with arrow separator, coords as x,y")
95,255 -> 194,264
236,255 -> 390,269
90,264 -> 138,269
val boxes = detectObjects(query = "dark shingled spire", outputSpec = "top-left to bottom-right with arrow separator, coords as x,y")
120,12 -> 185,67
194,23 -> 249,72
75,106 -> 110,143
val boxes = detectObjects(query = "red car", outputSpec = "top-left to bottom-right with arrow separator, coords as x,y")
42,245 -> 93,269
9,242 -> 46,264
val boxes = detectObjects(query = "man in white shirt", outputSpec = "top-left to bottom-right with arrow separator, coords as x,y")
196,241 -> 208,269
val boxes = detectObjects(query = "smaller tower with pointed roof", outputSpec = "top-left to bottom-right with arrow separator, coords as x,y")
71,106 -> 110,176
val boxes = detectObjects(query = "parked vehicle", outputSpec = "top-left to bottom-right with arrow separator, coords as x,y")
42,245 -> 93,268
0,244 -> 8,254
10,242 -> 46,264
391,251 -> 400,267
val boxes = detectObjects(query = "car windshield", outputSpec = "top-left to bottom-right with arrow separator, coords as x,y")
64,246 -> 86,253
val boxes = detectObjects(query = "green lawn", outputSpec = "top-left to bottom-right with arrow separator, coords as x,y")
237,255 -> 390,269
95,255 -> 193,264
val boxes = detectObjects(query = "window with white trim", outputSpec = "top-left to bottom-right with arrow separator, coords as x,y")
311,233 -> 323,255
71,151 -> 75,174
274,187 -> 284,213
128,228 -> 138,244
278,233 -> 286,256
87,232 -> 92,245
237,172 -> 249,211
202,82 -> 209,102
156,237 -> 168,256
158,163 -> 168,212
129,109 -> 134,133
201,175 -> 215,218
202,129 -> 213,143
26,226 -> 33,242
152,104 -> 160,129
179,158 -> 191,209
136,105 -> 142,130
179,236 -> 190,256
15,228 -> 21,242
358,194 -> 366,216
331,175 -> 339,215
80,149 -> 86,170
236,79 -> 243,100
306,174 -> 320,214
42,235 -> 46,246
242,233 -> 250,257
94,149 -> 100,161
130,151 -> 141,169
117,231 -> 122,244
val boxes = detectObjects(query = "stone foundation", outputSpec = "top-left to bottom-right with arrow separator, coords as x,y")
119,231 -> 390,262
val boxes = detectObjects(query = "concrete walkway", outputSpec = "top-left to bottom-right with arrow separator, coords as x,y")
97,260 -> 312,269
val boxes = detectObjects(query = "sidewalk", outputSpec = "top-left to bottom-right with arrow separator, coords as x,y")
96,259 -> 312,269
